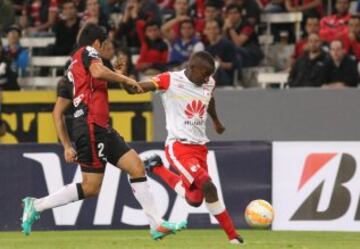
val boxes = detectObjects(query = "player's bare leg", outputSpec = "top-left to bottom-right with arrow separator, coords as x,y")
21,171 -> 101,235
116,150 -> 187,240
144,154 -> 243,244
202,180 -> 244,244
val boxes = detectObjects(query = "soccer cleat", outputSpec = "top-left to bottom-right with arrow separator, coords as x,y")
21,197 -> 40,236
229,236 -> 245,245
143,154 -> 163,173
150,220 -> 187,240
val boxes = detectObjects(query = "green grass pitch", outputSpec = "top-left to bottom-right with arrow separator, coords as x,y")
0,229 -> 359,249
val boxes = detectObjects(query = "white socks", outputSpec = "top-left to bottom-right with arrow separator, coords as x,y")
34,183 -> 82,212
205,200 -> 226,216
130,177 -> 163,229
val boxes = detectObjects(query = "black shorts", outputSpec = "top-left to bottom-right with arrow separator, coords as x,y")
73,118 -> 131,173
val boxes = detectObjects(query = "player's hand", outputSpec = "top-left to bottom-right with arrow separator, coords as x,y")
64,146 -> 77,163
126,78 -> 144,93
214,121 -> 226,134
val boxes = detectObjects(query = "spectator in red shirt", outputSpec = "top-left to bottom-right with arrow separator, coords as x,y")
157,0 -> 174,9
285,0 -> 322,17
136,21 -> 169,74
117,0 -> 161,51
293,15 -> 320,60
319,0 -> 351,43
20,0 -> 58,35
340,15 -> 360,61
223,4 -> 263,69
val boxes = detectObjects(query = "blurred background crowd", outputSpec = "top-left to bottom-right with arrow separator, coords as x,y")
0,0 -> 360,90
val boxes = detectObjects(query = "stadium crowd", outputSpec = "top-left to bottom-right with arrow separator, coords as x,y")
0,0 -> 359,90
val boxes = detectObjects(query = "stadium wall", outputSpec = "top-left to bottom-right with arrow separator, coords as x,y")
0,90 -> 153,144
0,142 -> 271,231
153,88 -> 360,141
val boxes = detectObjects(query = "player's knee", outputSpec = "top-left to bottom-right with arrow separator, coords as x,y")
81,182 -> 101,197
202,181 -> 218,201
186,199 -> 203,207
202,181 -> 217,194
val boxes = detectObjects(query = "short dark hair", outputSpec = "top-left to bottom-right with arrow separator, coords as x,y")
61,0 -> 76,8
145,21 -> 160,30
78,23 -> 107,47
179,19 -> 194,29
190,51 -> 215,69
226,4 -> 242,14
305,14 -> 320,23
205,0 -> 221,8
205,19 -> 222,29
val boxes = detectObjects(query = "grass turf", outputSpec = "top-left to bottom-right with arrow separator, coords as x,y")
0,229 -> 359,249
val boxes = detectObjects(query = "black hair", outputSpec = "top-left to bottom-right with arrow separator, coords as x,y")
145,21 -> 160,30
205,0 -> 222,8
205,19 -> 222,29
190,51 -> 215,69
179,19 -> 194,29
78,23 -> 107,47
61,0 -> 76,8
305,14 -> 320,22
226,4 -> 242,14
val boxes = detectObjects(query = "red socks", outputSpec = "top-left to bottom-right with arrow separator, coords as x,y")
152,165 -> 180,189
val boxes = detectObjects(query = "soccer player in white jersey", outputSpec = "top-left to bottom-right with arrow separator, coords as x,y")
127,51 -> 244,244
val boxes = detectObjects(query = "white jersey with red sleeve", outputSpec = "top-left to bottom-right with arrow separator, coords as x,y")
151,70 -> 216,145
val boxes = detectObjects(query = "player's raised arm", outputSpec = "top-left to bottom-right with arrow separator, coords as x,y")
207,96 -> 225,134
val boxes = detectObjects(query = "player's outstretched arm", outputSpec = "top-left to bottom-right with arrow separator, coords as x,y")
89,62 -> 143,93
207,97 -> 226,134
123,81 -> 158,94
52,97 -> 77,163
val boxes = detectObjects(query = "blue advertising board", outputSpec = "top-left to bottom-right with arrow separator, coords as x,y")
0,142 -> 271,231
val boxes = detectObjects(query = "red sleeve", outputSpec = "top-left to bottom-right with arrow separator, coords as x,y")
240,25 -> 254,37
135,43 -> 148,70
350,40 -> 360,60
49,0 -> 58,12
136,19 -> 146,44
160,50 -> 169,64
151,72 -> 170,90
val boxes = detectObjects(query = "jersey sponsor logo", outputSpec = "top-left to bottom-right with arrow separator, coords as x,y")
185,100 -> 206,120
86,46 -> 100,59
73,93 -> 84,107
190,164 -> 200,172
73,109 -> 84,118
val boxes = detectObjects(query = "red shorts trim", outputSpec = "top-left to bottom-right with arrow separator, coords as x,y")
165,141 -> 210,189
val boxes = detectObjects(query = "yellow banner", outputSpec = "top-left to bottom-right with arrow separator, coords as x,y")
0,90 -> 153,144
